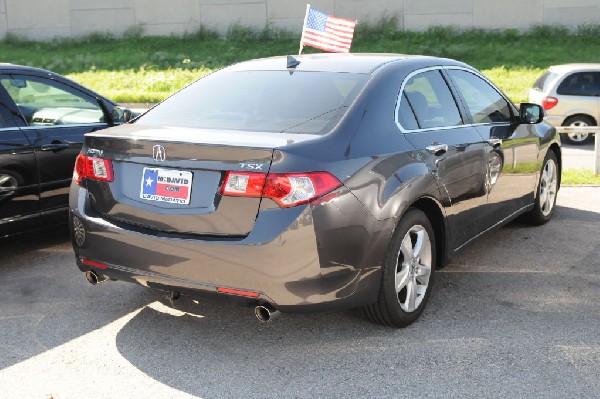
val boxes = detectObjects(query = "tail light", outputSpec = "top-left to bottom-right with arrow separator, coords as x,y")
220,172 -> 266,197
220,171 -> 342,207
73,154 -> 114,184
542,96 -> 558,110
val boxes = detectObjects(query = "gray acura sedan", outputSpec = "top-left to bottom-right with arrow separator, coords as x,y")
70,54 -> 561,327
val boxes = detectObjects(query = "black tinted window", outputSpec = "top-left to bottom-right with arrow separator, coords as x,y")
0,76 -> 104,126
402,70 -> 462,129
448,69 -> 512,124
397,93 -> 418,130
557,72 -> 600,96
137,71 -> 368,135
0,106 -> 6,127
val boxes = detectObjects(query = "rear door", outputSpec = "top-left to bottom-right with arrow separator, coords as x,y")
397,68 -> 490,251
0,73 -> 110,213
0,84 -> 40,235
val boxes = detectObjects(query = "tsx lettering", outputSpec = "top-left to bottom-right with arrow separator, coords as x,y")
240,163 -> 265,170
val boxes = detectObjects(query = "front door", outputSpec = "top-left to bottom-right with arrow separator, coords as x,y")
0,74 -> 110,213
397,69 -> 489,251
0,87 -> 39,236
444,68 -> 539,225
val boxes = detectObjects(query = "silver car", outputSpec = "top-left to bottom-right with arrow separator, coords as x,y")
529,63 -> 599,145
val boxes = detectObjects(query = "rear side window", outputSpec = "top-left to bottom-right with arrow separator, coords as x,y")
137,70 -> 368,135
398,70 -> 462,130
447,69 -> 512,124
397,93 -> 418,130
557,72 -> 600,96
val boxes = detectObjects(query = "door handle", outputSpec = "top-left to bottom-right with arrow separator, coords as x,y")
425,143 -> 448,156
487,138 -> 502,148
41,142 -> 70,151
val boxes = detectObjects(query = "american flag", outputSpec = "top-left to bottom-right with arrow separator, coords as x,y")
300,5 -> 357,53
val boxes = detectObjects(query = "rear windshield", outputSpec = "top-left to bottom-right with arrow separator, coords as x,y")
137,70 -> 369,135
532,71 -> 557,91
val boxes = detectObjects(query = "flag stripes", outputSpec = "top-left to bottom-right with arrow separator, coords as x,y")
300,5 -> 357,53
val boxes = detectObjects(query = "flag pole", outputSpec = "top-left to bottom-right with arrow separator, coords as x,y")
299,3 -> 310,55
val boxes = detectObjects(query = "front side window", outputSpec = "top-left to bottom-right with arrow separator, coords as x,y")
0,76 -> 104,126
138,71 -> 369,135
557,72 -> 600,96
447,69 -> 512,124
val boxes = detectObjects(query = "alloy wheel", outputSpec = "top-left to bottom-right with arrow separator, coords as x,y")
539,158 -> 558,217
395,225 -> 432,312
568,121 -> 591,143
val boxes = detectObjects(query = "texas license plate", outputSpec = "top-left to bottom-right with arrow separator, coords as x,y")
140,167 -> 193,205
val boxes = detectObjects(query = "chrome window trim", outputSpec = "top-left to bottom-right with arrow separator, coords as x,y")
18,123 -> 108,131
395,65 -> 516,134
394,66 -> 466,134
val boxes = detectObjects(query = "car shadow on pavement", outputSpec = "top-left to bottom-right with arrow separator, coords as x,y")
0,227 -> 165,370
1,201 -> 599,397
110,202 -> 600,397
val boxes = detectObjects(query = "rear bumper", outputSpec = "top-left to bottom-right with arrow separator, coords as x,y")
70,184 -> 392,312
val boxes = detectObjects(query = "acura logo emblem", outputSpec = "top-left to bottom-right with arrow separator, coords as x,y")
152,145 -> 166,161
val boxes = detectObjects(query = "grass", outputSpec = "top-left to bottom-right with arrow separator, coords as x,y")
70,68 -> 212,103
2,25 -> 600,183
562,169 -> 600,185
2,25 -> 600,103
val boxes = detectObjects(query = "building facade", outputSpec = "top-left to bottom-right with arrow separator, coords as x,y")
0,0 -> 598,40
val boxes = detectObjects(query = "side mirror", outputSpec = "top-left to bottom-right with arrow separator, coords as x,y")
519,103 -> 544,124
111,106 -> 133,125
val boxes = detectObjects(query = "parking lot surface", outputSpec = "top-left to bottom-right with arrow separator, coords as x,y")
0,186 -> 599,398
562,141 -> 596,170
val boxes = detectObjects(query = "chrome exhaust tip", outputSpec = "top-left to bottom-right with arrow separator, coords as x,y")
85,270 -> 108,285
254,304 -> 280,323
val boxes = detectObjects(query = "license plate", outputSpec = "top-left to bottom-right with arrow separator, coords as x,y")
140,167 -> 193,205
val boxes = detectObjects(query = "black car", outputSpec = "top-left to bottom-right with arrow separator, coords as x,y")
70,54 -> 561,327
0,64 -> 131,237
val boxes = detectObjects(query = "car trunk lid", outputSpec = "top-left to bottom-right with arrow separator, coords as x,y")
83,125 -> 318,236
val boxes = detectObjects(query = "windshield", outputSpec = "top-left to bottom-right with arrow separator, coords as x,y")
137,70 -> 369,135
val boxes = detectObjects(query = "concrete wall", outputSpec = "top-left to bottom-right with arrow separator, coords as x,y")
1,0 -> 599,40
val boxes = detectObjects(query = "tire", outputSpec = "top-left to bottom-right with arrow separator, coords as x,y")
561,115 -> 595,145
523,151 -> 559,225
362,208 -> 436,328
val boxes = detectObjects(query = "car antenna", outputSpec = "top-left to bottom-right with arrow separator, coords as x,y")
287,55 -> 301,75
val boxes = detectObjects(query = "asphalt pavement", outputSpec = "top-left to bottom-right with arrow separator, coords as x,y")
0,184 -> 598,398
561,140 -> 596,170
